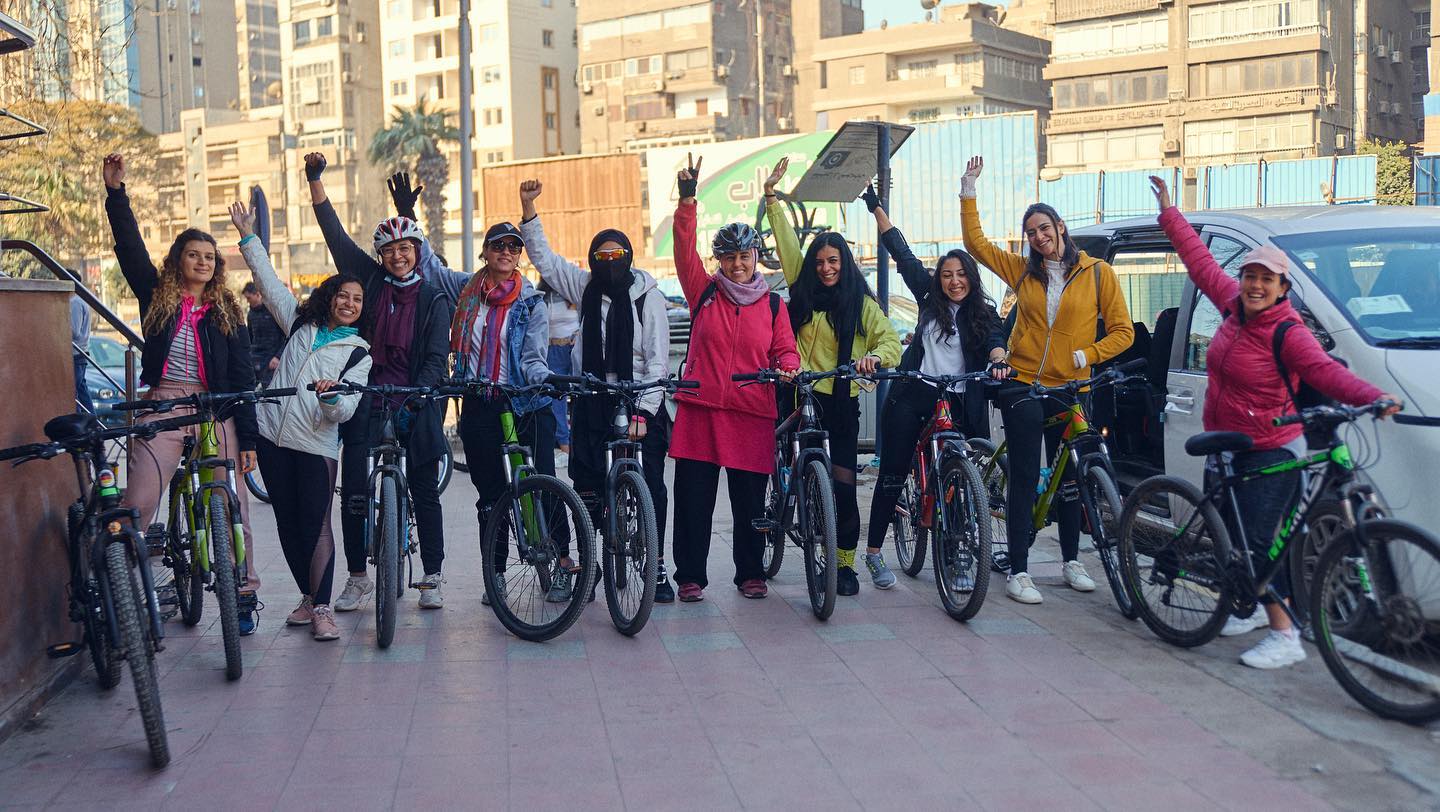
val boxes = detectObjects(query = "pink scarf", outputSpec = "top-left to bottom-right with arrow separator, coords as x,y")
161,296 -> 212,386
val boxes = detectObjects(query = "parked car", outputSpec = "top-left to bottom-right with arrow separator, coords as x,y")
85,335 -> 143,418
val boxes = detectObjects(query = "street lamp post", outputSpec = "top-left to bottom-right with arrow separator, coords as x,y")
458,0 -> 476,274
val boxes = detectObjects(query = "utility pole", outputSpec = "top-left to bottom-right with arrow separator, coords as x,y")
756,0 -> 765,137
458,0 -> 476,274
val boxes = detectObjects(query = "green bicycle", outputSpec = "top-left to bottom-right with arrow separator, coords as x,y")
117,388 -> 295,680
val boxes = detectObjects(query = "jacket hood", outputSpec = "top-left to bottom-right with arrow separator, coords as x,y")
411,234 -> 445,282
627,267 -> 659,299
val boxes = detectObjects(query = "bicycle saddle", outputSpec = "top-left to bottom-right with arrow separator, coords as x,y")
43,414 -> 102,443
1184,431 -> 1253,457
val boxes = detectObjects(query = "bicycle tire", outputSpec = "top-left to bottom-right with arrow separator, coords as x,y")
1310,519 -> 1440,724
1290,497 -> 1346,631
1081,464 -> 1137,620
800,459 -> 837,621
1118,476 -> 1232,648
104,541 -> 169,768
168,491 -> 203,627
375,475 -> 400,649
437,449 -> 454,495
208,491 -> 243,681
243,468 -> 270,504
761,475 -> 784,579
894,473 -> 927,577
482,474 -> 596,642
71,502 -> 120,689
932,454 -> 992,621
603,469 -> 658,636
971,440 -> 1011,574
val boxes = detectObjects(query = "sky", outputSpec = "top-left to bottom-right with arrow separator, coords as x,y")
861,0 -> 1007,29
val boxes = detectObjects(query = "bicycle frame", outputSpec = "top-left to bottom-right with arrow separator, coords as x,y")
365,406 -> 413,567
909,396 -> 974,530
498,410 -> 548,563
602,399 -> 645,546
773,384 -> 832,542
184,418 -> 247,584
985,402 -> 1111,534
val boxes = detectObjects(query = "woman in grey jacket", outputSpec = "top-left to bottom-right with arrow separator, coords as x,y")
230,202 -> 373,641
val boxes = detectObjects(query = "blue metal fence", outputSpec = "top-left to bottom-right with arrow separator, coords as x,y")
1198,156 -> 1377,208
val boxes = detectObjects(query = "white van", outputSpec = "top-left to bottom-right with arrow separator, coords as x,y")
1064,206 -> 1440,540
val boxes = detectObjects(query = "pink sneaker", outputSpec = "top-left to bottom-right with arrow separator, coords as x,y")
286,596 -> 313,626
738,579 -> 767,599
311,605 -> 340,641
678,583 -> 704,602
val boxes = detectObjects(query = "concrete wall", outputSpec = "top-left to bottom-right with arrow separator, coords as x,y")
0,279 -> 83,739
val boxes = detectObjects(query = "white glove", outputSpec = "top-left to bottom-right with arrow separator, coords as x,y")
1072,349 -> 1087,370
959,176 -> 977,200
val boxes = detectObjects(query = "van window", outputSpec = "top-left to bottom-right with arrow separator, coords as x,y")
1184,235 -> 1248,371
1108,247 -> 1187,332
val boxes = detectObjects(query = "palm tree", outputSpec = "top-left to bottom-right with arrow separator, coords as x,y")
367,99 -> 461,248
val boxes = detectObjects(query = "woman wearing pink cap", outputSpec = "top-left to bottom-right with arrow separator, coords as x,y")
1151,176 -> 1401,670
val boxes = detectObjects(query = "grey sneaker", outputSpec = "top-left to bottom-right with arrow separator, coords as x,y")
545,569 -> 574,603
864,552 -> 897,590
333,575 -> 373,612
418,572 -> 445,609
481,573 -> 506,606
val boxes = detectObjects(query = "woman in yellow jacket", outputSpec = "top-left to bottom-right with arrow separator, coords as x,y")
961,156 -> 1134,605
765,158 -> 902,596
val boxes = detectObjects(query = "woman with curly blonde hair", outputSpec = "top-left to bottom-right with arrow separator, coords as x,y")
104,153 -> 266,634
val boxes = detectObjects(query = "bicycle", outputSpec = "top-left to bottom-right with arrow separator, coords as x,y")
871,369 -> 997,621
734,366 -> 859,621
0,413 -> 195,767
553,374 -> 698,635
1118,400 -> 1440,723
115,388 -> 295,679
436,378 -> 596,642
972,359 -> 1145,619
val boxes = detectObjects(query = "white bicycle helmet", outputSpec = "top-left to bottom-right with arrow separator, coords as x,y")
372,216 -> 424,254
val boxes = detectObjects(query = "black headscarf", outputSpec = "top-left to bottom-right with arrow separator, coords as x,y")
580,228 -> 636,386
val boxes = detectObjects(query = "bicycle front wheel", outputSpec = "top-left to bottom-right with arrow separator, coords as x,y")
483,475 -> 596,642
761,474 -> 784,579
104,540 -> 169,768
1081,464 -> 1136,619
374,475 -> 400,649
971,439 -> 1010,574
1290,497 -> 1346,631
1118,476 -> 1232,648
603,469 -> 658,636
933,455 -> 992,621
244,468 -> 270,503
208,491 -> 244,681
800,459 -> 837,621
894,472 -> 927,577
1310,520 -> 1440,724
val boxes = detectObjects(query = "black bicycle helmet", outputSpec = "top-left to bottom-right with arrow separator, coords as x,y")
711,222 -> 760,256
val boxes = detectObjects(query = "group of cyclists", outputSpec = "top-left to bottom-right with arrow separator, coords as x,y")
98,149 -> 1401,673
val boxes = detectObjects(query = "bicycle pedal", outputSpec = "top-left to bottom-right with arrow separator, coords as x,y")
46,642 -> 82,659
144,522 -> 168,556
155,584 -> 178,606
237,592 -> 259,612
751,519 -> 776,533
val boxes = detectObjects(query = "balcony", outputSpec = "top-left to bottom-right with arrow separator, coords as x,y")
1188,24 -> 1328,49
1055,0 -> 1163,24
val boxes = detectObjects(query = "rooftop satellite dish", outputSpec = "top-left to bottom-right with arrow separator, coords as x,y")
880,18 -> 888,28
921,0 -> 941,9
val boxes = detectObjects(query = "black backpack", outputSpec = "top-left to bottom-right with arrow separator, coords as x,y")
1272,320 -> 1337,411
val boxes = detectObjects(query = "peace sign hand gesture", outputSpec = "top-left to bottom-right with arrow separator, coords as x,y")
677,152 -> 703,200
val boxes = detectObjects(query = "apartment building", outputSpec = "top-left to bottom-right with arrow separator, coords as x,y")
1044,0 -> 1421,172
577,0 -> 796,153
238,1 -> 283,110
792,0 -> 864,137
801,2 -> 1051,131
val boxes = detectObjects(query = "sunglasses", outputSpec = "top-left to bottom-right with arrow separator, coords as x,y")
487,240 -> 524,254
593,248 -> 629,262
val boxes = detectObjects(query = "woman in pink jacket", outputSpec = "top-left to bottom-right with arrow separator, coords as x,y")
670,155 -> 801,601
1151,176 -> 1400,670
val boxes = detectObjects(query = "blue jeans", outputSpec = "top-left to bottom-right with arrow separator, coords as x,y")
547,343 -> 573,447
74,355 -> 93,415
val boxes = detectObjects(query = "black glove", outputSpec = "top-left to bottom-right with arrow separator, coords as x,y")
860,183 -> 880,213
677,168 -> 699,200
304,154 -> 327,182
387,172 -> 423,221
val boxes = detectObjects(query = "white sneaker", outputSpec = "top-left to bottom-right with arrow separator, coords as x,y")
333,576 -> 373,612
1240,630 -> 1307,670
418,572 -> 445,609
1062,561 -> 1096,592
1221,611 -> 1269,637
1006,572 -> 1043,604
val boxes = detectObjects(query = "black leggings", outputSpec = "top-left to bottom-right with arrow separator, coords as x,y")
459,395 -> 558,572
340,411 -> 445,576
670,458 -> 769,588
1207,447 -> 1301,603
996,382 -> 1081,574
568,401 -> 670,558
256,437 -> 338,605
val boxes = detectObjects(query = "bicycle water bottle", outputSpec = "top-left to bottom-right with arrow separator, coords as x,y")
1037,467 -> 1052,496
97,466 -> 121,508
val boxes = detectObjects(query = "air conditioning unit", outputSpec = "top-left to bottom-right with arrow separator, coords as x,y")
1182,166 -> 1197,180
356,30 -> 367,42
582,81 -> 593,94
1163,139 -> 1180,153
1374,42 -> 1387,57
781,64 -> 795,77
1325,88 -> 1339,106
777,116 -> 793,129
636,120 -> 647,131
649,78 -> 665,91
716,65 -> 730,79
1391,50 -> 1403,63
1335,131 -> 1349,150
592,104 -> 605,116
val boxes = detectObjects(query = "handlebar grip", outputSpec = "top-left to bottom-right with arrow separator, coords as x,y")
1117,358 -> 1147,374
0,443 -> 43,462
731,373 -> 762,382
1273,413 -> 1305,427
547,374 -> 586,386
262,387 -> 298,398
675,379 -> 701,389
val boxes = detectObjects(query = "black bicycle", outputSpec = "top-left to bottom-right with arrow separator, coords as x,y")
555,374 -> 697,635
0,413 -> 198,768
1119,401 -> 1440,723
735,366 -> 861,621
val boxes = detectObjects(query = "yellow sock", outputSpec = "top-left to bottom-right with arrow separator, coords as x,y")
838,548 -> 856,570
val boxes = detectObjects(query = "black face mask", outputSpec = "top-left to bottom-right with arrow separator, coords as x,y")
592,257 -> 633,289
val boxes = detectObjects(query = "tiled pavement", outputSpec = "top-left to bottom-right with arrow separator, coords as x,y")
2,462 -> 1438,811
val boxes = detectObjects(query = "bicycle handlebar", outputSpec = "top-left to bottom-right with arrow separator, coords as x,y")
1273,399 -> 1402,428
113,387 -> 299,415
548,374 -> 700,395
732,364 -> 860,385
868,368 -> 1000,387
1018,358 -> 1147,401
0,413 -> 209,464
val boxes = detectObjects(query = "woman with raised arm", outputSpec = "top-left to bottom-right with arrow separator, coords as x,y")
859,184 -> 1011,592
1150,176 -> 1399,669
765,159 -> 902,597
228,202 -> 372,641
102,154 -> 263,633
960,155 -> 1135,606
670,154 -> 801,601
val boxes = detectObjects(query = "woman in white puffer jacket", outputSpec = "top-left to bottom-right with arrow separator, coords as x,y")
230,202 -> 372,641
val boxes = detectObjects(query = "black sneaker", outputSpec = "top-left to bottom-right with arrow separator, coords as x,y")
655,563 -> 675,604
837,566 -> 860,596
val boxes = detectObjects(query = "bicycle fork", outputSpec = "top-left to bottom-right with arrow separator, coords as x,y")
499,411 -> 547,564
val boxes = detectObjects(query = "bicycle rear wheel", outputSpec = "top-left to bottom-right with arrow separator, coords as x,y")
167,491 -> 204,627
1081,464 -> 1137,619
104,540 -> 169,768
1310,520 -> 1440,724
603,470 -> 658,636
800,459 -> 837,621
208,492 -> 244,681
932,455 -> 992,621
244,468 -> 270,503
483,475 -> 596,642
374,476 -> 400,649
971,440 -> 1010,574
72,502 -> 120,689
894,472 -> 927,577
1118,476 -> 1232,648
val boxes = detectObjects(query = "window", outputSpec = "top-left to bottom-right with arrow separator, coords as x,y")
1053,11 -> 1168,61
192,56 -> 202,66
1188,0 -> 1320,47
696,97 -> 708,115
1184,113 -> 1313,157
542,0 -> 553,6
1195,53 -> 1317,97
545,113 -> 557,129
849,65 -> 865,84
290,61 -> 335,118
543,29 -> 554,47
483,107 -> 504,126
481,66 -> 502,83
479,24 -> 499,43
316,16 -> 333,37
424,33 -> 443,59
905,59 -> 938,78
388,39 -> 406,58
390,80 -> 409,96
984,54 -> 1039,82
907,107 -> 941,122
543,72 -> 556,89
387,0 -> 404,17
293,19 -> 311,45
625,56 -> 661,76
625,92 -> 673,119
1053,69 -> 1167,109
1049,126 -> 1163,167
1107,249 -> 1187,336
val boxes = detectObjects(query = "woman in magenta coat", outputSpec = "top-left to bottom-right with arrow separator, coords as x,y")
1151,175 -> 1400,670
670,155 -> 801,601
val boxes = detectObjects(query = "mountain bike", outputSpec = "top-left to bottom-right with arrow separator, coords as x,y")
972,359 -> 1145,619
554,374 -> 697,635
0,413 -> 195,768
1118,400 -> 1440,723
735,366 -> 858,621
437,378 -> 595,642
115,388 -> 295,679
872,369 -> 996,621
